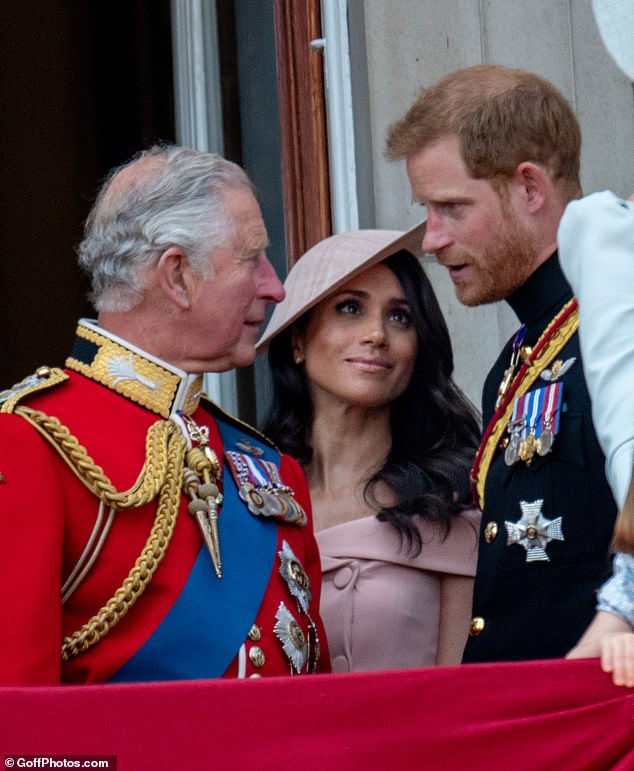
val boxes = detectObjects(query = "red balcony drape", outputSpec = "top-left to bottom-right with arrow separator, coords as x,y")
2,658 -> 633,770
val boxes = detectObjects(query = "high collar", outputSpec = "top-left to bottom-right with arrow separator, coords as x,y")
66,319 -> 204,418
506,252 -> 573,330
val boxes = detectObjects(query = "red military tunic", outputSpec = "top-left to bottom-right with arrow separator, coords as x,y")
0,320 -> 329,683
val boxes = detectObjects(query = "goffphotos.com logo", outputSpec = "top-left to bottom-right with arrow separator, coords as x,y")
4,758 -> 115,769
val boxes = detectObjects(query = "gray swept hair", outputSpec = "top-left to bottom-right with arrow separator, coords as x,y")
77,144 -> 254,312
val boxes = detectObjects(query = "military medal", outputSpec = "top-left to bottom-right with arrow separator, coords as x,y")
504,434 -> 520,466
506,393 -> 534,465
496,325 -> 527,409
519,428 -> 538,464
504,419 -> 523,466
536,423 -> 554,456
505,383 -> 563,467
518,391 -> 541,465
536,382 -> 562,457
225,451 -> 307,526
505,499 -> 564,562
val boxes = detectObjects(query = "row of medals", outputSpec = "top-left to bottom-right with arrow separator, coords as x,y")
503,419 -> 554,466
497,339 -> 555,467
241,481 -> 302,521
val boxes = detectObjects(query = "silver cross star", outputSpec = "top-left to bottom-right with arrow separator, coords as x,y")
505,499 -> 564,562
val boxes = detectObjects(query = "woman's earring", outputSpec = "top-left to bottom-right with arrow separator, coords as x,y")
294,354 -> 304,365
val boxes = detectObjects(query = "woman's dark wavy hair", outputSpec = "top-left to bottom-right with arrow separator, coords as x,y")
262,250 -> 481,554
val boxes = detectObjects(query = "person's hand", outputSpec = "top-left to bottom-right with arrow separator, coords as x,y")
565,610 -> 632,677
600,631 -> 634,687
628,193 -> 634,202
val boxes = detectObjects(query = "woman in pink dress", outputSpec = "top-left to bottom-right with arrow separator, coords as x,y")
258,226 -> 480,672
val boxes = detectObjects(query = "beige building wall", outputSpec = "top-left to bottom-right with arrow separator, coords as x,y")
351,0 -> 634,408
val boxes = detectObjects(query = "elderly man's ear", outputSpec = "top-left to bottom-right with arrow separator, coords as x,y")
156,247 -> 198,310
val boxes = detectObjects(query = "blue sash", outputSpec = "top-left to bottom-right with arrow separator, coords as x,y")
109,416 -> 279,681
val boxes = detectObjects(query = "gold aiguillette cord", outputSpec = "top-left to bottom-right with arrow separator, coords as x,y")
179,414 -> 224,578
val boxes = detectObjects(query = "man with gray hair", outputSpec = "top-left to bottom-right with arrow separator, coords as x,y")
0,145 -> 329,683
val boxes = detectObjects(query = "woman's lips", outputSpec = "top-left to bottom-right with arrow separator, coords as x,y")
346,357 -> 392,372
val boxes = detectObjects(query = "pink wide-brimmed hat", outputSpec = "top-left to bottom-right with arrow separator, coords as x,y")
257,222 -> 426,351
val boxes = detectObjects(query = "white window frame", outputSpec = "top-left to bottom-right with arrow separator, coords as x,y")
170,0 -> 238,414
319,0 -> 359,233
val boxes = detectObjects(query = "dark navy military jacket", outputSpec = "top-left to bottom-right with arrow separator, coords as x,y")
463,255 -> 617,663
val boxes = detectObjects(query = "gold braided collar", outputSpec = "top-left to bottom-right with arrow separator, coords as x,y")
471,299 -> 579,509
66,320 -> 203,418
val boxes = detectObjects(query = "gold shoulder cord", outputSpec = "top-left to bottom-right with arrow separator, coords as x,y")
14,406 -> 188,663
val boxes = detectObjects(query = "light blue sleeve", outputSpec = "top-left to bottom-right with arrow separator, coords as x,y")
597,552 -> 634,626
558,191 -> 634,508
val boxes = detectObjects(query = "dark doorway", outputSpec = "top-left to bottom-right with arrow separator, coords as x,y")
0,0 -> 175,386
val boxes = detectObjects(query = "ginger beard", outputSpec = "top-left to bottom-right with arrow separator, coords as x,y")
446,200 -> 540,307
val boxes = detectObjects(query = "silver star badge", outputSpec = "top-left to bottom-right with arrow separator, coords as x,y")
274,602 -> 307,674
505,499 -> 564,562
278,540 -> 311,613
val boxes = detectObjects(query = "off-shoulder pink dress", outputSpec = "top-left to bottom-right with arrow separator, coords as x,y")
316,510 -> 480,673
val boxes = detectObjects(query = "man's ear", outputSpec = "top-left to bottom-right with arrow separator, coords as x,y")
514,161 -> 548,213
156,247 -> 196,310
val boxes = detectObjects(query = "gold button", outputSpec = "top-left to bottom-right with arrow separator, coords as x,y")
249,646 -> 265,667
484,521 -> 498,543
469,617 -> 485,636
248,624 -> 261,642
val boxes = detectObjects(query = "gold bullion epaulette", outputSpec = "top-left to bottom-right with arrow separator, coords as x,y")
0,366 -> 68,414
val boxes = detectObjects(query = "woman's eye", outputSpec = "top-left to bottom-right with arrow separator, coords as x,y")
335,299 -> 360,315
390,308 -> 412,326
